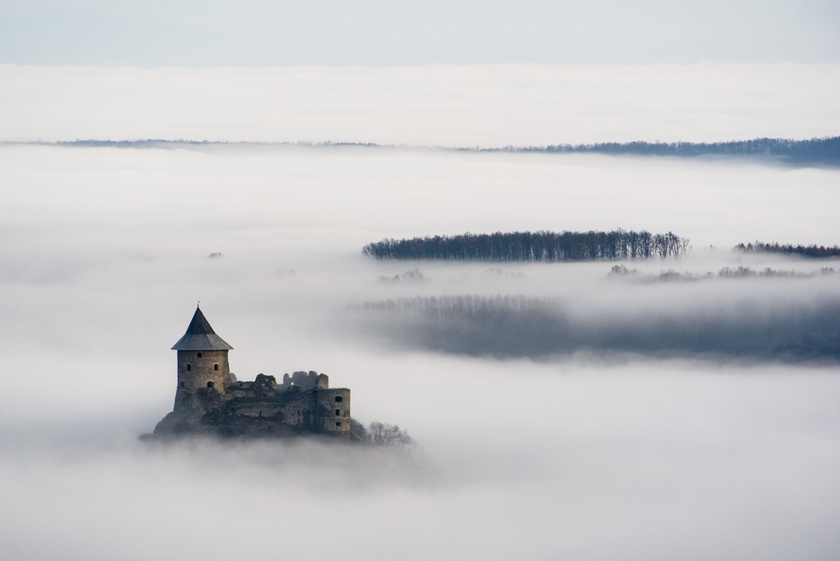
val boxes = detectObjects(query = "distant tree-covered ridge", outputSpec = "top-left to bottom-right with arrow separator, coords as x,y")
493,136 -> 840,165
13,136 -> 838,166
735,242 -> 840,258
363,230 -> 690,261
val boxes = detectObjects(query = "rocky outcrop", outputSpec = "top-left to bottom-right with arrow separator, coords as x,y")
150,406 -> 304,439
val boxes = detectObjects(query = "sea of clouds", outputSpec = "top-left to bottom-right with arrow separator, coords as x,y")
2,63 -> 839,145
1,64 -> 839,560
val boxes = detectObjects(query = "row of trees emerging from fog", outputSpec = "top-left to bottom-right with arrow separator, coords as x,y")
51,136 -> 839,165
352,294 -> 840,361
363,230 -> 690,261
492,137 -> 840,165
735,242 -> 840,258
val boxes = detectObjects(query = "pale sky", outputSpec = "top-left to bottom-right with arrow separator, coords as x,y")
1,0 -> 838,66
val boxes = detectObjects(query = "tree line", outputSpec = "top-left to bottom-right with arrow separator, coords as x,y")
735,242 -> 840,258
351,294 -> 840,361
486,137 -> 840,165
363,230 -> 690,261
609,264 -> 837,282
33,136 -> 838,166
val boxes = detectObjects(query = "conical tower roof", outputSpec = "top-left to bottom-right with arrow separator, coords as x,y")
171,306 -> 233,351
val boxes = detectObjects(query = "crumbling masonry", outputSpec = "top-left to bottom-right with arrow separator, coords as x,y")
152,306 -> 351,438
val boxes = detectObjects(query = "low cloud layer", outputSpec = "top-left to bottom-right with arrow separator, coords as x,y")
2,64 -> 839,145
1,144 -> 838,560
2,359 -> 839,561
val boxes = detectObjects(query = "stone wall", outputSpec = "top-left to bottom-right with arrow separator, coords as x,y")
280,370 -> 329,391
316,388 -> 351,433
168,351 -> 352,435
174,349 -> 231,410
227,387 -> 351,433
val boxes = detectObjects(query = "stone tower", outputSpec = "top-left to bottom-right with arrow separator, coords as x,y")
171,306 -> 233,411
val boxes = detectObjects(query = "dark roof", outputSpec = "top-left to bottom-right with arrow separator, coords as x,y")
171,307 -> 233,351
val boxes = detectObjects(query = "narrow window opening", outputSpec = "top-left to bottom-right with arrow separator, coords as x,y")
334,396 -> 343,403
206,381 -> 214,388
186,364 -> 191,371
179,381 -> 185,388
336,422 -> 342,427
335,408 -> 340,416
197,352 -> 202,358
214,364 -> 219,371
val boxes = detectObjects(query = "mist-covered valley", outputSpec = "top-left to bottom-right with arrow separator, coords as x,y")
1,139 -> 838,560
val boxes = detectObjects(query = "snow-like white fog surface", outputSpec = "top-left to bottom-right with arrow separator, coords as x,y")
1,145 -> 839,560
2,64 -> 839,145
2,362 -> 840,561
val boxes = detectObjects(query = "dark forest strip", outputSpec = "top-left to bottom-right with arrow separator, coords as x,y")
734,242 -> 840,258
13,136 -> 839,166
351,295 -> 840,361
363,230 -> 690,261
488,136 -> 840,165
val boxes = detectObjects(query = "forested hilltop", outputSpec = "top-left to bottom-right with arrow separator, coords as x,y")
488,136 -> 840,165
363,230 -> 690,261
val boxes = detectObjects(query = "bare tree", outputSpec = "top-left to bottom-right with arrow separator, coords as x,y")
368,422 -> 416,452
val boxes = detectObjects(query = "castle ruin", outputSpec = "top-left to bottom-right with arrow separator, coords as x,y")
152,306 -> 351,438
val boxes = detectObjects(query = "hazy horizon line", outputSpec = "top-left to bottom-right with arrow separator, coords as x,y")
5,136 -> 837,166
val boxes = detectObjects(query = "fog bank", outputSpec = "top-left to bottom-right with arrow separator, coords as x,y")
2,64 -> 839,145
350,290 -> 840,360
1,144 -> 839,560
2,358 -> 840,561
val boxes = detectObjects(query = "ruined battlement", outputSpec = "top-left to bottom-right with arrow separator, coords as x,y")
151,306 -> 352,439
